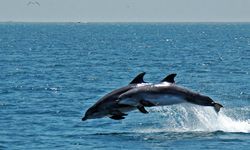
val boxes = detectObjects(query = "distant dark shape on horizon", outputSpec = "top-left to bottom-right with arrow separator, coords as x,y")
27,1 -> 40,6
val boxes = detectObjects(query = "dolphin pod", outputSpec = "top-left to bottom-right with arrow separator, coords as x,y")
82,73 -> 223,121
82,72 -> 149,121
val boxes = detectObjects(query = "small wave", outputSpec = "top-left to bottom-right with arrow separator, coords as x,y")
137,104 -> 250,133
90,131 -> 133,136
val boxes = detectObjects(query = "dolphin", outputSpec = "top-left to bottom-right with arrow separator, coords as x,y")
82,73 -> 177,121
118,74 -> 223,113
82,72 -> 152,121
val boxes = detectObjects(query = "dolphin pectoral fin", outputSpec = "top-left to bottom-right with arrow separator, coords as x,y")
129,72 -> 146,84
137,106 -> 149,114
213,103 -> 223,113
109,115 -> 125,120
140,100 -> 156,107
161,73 -> 177,83
109,110 -> 127,120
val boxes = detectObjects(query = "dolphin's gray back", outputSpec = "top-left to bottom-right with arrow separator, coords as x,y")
121,84 -> 196,99
120,84 -> 216,107
153,85 -> 197,99
92,85 -> 134,108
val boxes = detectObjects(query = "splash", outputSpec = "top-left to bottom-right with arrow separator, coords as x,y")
138,104 -> 250,133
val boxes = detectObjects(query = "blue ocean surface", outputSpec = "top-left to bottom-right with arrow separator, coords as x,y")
0,23 -> 250,149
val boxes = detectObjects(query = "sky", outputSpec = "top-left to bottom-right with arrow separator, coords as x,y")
0,0 -> 250,22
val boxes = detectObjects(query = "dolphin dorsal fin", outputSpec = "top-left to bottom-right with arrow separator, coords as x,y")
161,73 -> 177,83
129,72 -> 146,84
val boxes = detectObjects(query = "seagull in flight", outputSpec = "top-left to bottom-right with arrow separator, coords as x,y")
27,1 -> 40,6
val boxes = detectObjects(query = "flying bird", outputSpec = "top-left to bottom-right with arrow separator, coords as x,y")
27,1 -> 40,6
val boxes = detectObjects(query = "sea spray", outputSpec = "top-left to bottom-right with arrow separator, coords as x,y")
137,104 -> 250,133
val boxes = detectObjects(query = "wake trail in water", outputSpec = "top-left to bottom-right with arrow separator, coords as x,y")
138,104 -> 250,133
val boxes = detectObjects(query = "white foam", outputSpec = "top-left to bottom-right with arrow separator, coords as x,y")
137,104 -> 250,133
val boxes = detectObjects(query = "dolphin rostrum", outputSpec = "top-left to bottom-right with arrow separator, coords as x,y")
82,72 -> 151,121
118,74 -> 223,113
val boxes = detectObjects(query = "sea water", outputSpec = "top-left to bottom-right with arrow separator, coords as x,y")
0,23 -> 249,149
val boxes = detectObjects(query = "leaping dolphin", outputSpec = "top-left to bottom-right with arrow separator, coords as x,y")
82,73 -> 178,121
118,74 -> 223,113
82,72 -> 150,121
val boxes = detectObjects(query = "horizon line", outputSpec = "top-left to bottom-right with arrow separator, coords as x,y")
1,21 -> 250,24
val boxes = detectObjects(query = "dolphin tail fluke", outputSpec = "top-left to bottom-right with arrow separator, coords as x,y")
213,103 -> 223,113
